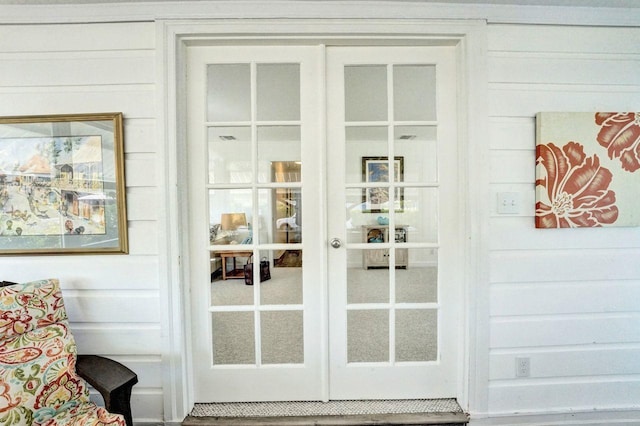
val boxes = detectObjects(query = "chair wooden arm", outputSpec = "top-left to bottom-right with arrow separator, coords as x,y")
76,355 -> 138,426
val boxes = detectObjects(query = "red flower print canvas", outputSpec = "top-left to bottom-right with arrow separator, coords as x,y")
536,112 -> 640,228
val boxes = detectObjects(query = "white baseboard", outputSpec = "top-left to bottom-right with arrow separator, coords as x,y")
469,408 -> 640,426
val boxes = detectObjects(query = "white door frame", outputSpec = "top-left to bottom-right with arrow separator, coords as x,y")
157,18 -> 489,422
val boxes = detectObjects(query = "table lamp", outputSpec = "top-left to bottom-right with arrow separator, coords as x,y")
220,213 -> 247,243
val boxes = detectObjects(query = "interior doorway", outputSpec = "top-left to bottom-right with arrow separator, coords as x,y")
185,42 -> 462,403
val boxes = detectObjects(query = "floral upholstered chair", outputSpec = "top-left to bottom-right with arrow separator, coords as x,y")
0,279 -> 138,426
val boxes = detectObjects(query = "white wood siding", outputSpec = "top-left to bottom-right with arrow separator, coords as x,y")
487,24 -> 640,415
0,22 -> 162,423
1,7 -> 640,425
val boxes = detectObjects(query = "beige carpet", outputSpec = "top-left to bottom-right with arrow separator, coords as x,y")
210,266 -> 438,365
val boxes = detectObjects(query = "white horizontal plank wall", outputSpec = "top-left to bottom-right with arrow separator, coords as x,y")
0,22 -> 162,423
487,23 -> 640,418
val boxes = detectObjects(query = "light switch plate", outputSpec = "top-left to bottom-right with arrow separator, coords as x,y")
497,192 -> 520,214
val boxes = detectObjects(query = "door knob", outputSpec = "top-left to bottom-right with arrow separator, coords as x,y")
330,238 -> 342,249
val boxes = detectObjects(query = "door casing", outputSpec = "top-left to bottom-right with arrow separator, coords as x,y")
158,19 -> 489,420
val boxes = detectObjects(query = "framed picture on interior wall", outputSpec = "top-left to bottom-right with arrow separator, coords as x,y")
0,112 -> 128,254
362,156 -> 404,213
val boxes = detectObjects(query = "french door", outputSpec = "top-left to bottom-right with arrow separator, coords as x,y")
186,43 -> 460,402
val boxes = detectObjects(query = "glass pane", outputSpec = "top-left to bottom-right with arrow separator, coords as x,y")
212,311 -> 255,365
396,309 -> 437,362
211,253 -> 254,305
348,249 -> 389,304
208,127 -> 252,184
345,65 -> 387,122
246,188 -> 267,245
393,65 -> 436,121
395,126 -> 438,184
270,159 -> 302,183
209,189 -> 253,245
261,311 -> 304,364
398,187 -> 438,244
258,128 -> 301,183
345,188 -> 366,244
348,310 -> 389,363
345,126 -> 387,184
257,64 -> 300,121
261,249 -> 302,305
272,187 -> 301,244
207,64 -> 251,122
396,249 -> 438,303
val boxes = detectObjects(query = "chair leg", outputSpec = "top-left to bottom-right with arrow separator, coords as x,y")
104,385 -> 134,426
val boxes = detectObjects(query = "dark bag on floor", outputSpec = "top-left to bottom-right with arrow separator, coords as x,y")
244,255 -> 271,285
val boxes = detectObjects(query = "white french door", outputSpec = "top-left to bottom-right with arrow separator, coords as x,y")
186,45 -> 325,402
326,46 -> 460,399
186,43 -> 461,402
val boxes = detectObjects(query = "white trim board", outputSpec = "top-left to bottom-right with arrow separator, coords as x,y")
1,1 -> 640,26
469,408 -> 640,425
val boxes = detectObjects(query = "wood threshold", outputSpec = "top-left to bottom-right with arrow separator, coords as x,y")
183,411 -> 469,425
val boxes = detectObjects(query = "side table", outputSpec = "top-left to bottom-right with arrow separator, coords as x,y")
216,250 -> 253,280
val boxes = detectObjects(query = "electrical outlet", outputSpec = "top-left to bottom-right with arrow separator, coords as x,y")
516,357 -> 530,377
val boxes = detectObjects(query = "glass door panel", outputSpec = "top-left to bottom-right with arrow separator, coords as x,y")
345,126 -> 388,184
188,45 -> 323,402
208,127 -> 252,184
256,64 -> 301,121
395,249 -> 438,304
348,309 -> 389,363
395,309 -> 438,362
344,65 -> 388,122
212,312 -> 255,365
257,126 -> 301,183
327,45 -> 459,399
207,64 -> 251,122
206,58 -> 306,369
394,125 -> 438,183
400,187 -> 438,244
393,64 -> 437,121
261,310 -> 304,364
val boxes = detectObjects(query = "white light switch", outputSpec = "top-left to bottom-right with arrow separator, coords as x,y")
497,192 -> 520,214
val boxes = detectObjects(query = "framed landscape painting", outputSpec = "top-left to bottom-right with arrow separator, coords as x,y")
0,113 -> 128,254
536,112 -> 640,228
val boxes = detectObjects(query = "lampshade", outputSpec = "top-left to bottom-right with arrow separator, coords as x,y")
220,213 -> 247,231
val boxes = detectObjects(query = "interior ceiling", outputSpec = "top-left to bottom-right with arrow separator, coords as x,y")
0,0 -> 639,6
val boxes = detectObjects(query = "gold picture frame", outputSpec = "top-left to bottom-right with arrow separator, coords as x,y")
0,113 -> 128,255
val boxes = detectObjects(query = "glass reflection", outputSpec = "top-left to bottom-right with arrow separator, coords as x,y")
261,249 -> 303,306
207,64 -> 251,122
347,249 -> 389,304
345,126 -> 388,184
208,127 -> 252,184
212,312 -> 255,365
258,128 -> 301,183
208,189 -> 253,245
395,309 -> 437,362
396,249 -> 438,304
345,65 -> 388,122
261,311 -> 304,364
348,310 -> 389,363
257,64 -> 300,121
393,65 -> 437,122
394,126 -> 437,184
397,187 -> 438,244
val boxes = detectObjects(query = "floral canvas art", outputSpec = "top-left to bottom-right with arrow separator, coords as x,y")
535,112 -> 640,228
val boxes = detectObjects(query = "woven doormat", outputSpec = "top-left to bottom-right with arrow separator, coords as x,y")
191,399 -> 462,418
